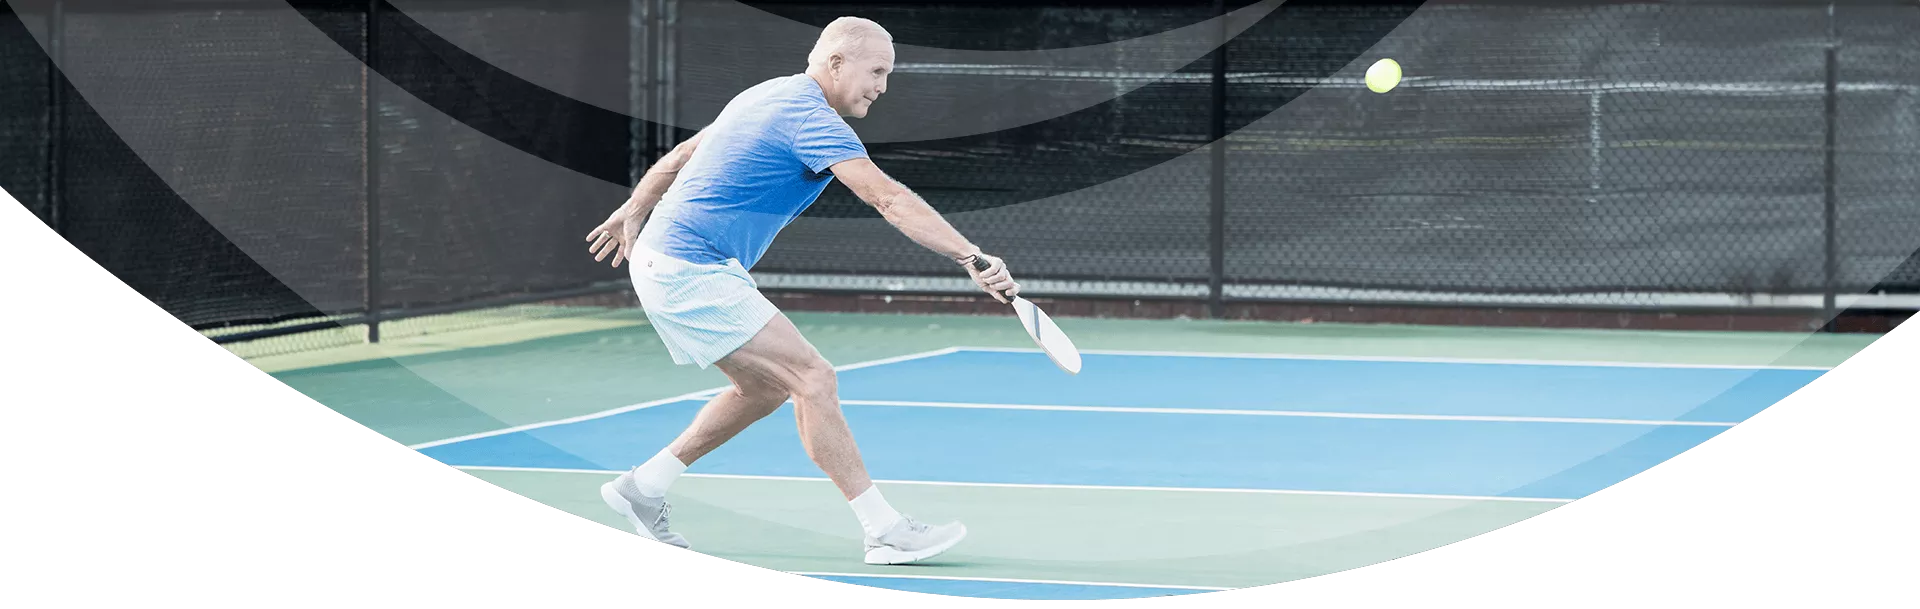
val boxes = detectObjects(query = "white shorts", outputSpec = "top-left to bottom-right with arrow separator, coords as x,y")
628,246 -> 780,369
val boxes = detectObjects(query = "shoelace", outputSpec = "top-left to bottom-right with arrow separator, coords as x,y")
654,501 -> 672,530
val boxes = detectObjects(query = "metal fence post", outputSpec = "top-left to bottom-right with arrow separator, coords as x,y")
1822,1 -> 1839,332
45,0 -> 64,236
1207,0 -> 1227,319
366,0 -> 384,343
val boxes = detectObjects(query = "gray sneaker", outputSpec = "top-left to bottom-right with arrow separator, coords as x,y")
864,516 -> 967,565
600,473 -> 689,549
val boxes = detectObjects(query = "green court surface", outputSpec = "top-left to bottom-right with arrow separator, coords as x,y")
463,468 -> 1560,590
235,308 -> 1878,598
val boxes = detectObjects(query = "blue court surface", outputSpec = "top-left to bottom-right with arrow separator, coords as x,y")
419,347 -> 1824,598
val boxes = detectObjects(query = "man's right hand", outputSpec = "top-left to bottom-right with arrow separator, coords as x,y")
586,204 -> 643,268
962,252 -> 1020,304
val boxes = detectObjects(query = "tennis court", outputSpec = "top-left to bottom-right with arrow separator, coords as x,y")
13,0 -> 1909,599
252,308 -> 1870,600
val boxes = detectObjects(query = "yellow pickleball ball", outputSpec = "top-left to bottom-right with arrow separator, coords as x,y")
1366,58 -> 1402,93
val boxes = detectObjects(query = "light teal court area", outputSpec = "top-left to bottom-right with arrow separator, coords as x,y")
232,308 -> 1876,599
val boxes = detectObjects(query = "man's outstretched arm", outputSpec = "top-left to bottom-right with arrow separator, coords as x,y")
829,157 -> 1019,302
587,131 -> 705,267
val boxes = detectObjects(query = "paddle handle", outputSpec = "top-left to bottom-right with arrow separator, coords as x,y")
968,256 -> 1014,302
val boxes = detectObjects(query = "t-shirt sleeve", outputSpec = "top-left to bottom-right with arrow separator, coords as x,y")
793,107 -> 869,174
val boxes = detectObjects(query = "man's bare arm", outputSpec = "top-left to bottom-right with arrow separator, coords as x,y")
830,157 -> 1019,300
587,131 -> 705,267
829,157 -> 977,260
623,130 -> 706,216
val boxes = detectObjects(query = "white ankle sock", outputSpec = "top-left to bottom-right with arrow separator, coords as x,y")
629,448 -> 687,498
849,486 -> 904,538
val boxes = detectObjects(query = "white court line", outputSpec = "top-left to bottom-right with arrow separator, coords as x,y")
434,393 -> 1734,427
952,345 -> 1834,371
454,466 -> 1574,504
836,399 -> 1738,427
408,389 -> 716,450
406,346 -> 963,450
793,571 -> 1228,592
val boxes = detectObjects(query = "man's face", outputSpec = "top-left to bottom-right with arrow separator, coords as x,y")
831,39 -> 893,118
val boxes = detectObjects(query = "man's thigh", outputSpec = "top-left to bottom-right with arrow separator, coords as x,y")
715,312 -> 831,391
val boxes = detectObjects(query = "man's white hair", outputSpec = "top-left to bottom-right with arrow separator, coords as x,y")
807,17 -> 892,68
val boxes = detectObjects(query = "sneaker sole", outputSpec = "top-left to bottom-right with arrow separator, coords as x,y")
599,481 -> 662,544
863,524 -> 968,565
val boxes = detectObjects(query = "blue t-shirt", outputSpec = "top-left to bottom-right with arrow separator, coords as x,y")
639,74 -> 870,269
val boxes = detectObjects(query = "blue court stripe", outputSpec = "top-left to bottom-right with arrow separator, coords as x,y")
834,350 -> 1820,423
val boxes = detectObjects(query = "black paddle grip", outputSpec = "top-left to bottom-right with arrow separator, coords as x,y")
967,255 -> 1011,301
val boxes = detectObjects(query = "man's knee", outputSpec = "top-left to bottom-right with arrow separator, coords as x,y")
790,358 -> 838,403
729,378 -> 789,409
715,358 -> 790,413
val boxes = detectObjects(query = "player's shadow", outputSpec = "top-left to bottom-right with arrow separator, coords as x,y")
878,560 -> 976,568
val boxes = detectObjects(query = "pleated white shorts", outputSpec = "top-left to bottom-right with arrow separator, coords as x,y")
628,246 -> 779,369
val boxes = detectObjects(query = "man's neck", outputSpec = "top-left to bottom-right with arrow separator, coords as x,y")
803,70 -> 843,115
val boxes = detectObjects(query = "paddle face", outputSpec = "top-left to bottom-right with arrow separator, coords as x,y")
970,256 -> 1081,374
1013,296 -> 1082,374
